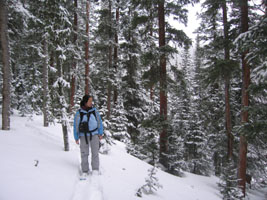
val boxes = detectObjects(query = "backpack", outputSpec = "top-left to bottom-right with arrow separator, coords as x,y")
79,109 -> 99,144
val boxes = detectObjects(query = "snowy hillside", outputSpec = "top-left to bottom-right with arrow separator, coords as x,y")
0,112 -> 266,200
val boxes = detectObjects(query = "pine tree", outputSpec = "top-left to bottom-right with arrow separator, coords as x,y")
167,46 -> 192,175
109,94 -> 129,142
195,0 -> 238,177
184,35 -> 215,176
8,0 -> 39,115
92,0 -> 116,114
120,0 -> 144,143
158,0 -> 168,168
218,159 -> 244,200
234,3 -> 267,186
26,0 -> 54,121
69,0 -> 78,114
136,166 -> 162,197
72,0 -> 93,107
85,0 -> 90,95
238,0 -> 250,195
126,95 -> 160,165
221,0 -> 234,159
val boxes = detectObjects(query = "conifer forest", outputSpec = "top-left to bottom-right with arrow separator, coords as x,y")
0,0 -> 266,198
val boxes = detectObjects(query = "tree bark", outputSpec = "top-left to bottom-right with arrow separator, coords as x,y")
0,0 -> 11,130
43,39 -> 49,127
62,124 -> 69,151
149,8 -> 154,101
70,0 -> 78,112
107,0 -> 112,120
158,0 -> 168,167
222,1 -> 233,159
85,0 -> 90,95
113,3 -> 119,105
57,54 -> 69,151
238,0 -> 249,196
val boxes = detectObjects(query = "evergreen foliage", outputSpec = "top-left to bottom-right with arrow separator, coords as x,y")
218,159 -> 244,200
136,166 -> 163,197
109,95 -> 129,141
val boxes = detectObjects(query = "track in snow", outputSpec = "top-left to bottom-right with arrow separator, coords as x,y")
71,171 -> 104,200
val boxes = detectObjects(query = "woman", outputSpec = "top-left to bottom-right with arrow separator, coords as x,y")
73,95 -> 103,177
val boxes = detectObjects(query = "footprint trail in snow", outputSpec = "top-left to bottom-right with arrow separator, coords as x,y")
71,172 -> 104,200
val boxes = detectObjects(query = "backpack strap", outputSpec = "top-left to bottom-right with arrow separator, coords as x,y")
79,109 -> 89,144
79,109 -> 85,122
87,110 -> 98,141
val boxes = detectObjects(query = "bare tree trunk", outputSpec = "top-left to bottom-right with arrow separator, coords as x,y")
70,0 -> 78,112
238,0 -> 249,196
158,0 -> 168,167
113,4 -> 119,105
149,8 -> 154,101
0,0 -> 11,130
62,124 -> 69,151
85,0 -> 90,95
43,39 -> 49,127
222,1 -> 233,159
225,76 -> 233,158
57,54 -> 69,151
107,0 -> 112,120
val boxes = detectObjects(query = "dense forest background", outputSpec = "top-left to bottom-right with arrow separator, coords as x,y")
0,0 -> 266,199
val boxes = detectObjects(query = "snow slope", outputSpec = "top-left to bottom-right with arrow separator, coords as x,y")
0,112 -> 266,200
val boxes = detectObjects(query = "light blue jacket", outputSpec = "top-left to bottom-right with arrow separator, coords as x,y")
73,107 -> 104,141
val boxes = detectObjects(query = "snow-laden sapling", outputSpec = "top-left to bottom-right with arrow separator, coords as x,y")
136,167 -> 163,197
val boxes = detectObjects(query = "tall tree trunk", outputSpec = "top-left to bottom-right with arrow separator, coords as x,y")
225,76 -> 233,158
158,0 -> 168,167
107,0 -> 112,120
70,0 -> 78,112
0,0 -> 11,130
43,39 -> 49,127
57,54 -> 69,151
149,8 -> 154,101
222,1 -> 233,159
85,0 -> 90,95
238,0 -> 249,196
113,3 -> 119,105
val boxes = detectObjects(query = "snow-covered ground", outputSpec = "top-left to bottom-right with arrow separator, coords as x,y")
0,112 -> 266,200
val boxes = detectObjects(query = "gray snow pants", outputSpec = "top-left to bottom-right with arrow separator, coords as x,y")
79,135 -> 100,173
